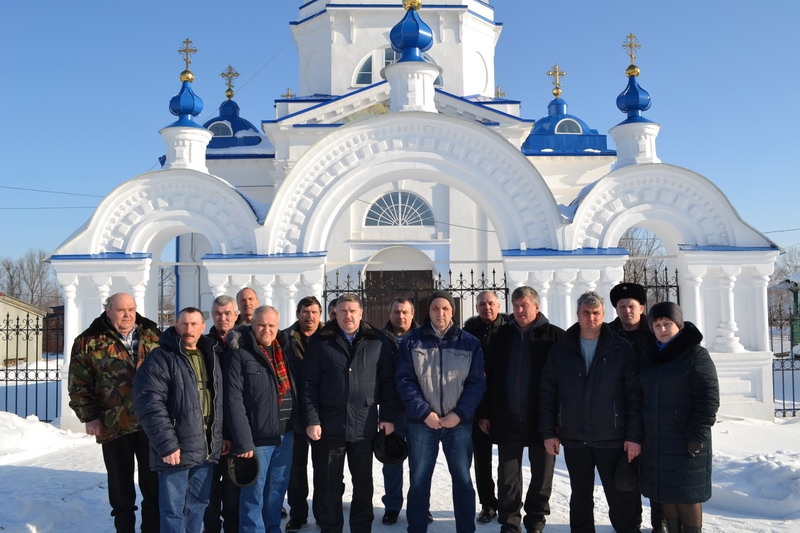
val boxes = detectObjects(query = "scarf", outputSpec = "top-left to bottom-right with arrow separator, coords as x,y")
261,340 -> 291,404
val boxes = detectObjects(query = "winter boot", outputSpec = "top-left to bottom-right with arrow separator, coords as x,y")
682,527 -> 702,533
664,518 -> 682,533
652,518 -> 667,533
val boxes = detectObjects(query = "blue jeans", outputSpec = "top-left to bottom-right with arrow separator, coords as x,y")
406,421 -> 475,533
157,461 -> 215,533
239,432 -> 294,533
381,413 -> 407,512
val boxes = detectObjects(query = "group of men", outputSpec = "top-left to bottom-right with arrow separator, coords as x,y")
68,280 -> 659,533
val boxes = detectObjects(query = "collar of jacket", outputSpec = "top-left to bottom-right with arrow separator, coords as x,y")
85,311 -> 159,338
319,319 -> 380,341
648,321 -> 703,365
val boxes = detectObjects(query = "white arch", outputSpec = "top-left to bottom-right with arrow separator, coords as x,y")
263,112 -> 562,255
569,164 -> 773,250
54,170 -> 260,256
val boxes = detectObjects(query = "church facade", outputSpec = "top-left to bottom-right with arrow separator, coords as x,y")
52,0 -> 779,426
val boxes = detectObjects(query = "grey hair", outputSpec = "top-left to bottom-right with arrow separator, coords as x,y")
511,286 -> 539,305
212,294 -> 238,312
252,305 -> 280,322
577,291 -> 604,309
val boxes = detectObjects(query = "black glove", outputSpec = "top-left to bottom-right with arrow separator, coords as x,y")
687,439 -> 703,457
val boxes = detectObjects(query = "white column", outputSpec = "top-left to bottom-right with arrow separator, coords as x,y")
58,281 -> 83,432
715,266 -> 745,352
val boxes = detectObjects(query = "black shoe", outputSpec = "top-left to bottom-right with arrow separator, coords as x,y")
281,507 -> 288,518
476,506 -> 497,523
285,517 -> 307,532
428,512 -> 434,523
382,510 -> 400,525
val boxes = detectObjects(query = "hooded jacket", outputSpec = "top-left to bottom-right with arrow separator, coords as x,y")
539,322 -> 642,449
133,327 -> 223,470
396,319 -> 486,424
68,312 -> 160,443
638,322 -> 719,503
301,320 -> 397,442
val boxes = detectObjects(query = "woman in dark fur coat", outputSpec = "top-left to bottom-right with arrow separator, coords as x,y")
638,302 -> 719,533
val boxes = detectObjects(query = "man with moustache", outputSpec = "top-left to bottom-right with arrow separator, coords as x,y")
134,307 -> 224,533
283,296 -> 323,532
68,292 -> 161,533
302,293 -> 397,533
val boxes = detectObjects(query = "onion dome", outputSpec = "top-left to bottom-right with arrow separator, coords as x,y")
168,39 -> 204,128
389,0 -> 434,62
616,34 -> 653,124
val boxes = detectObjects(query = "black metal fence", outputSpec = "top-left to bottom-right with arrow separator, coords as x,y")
322,269 -> 510,327
770,304 -> 799,417
624,266 -> 681,308
0,311 -> 63,422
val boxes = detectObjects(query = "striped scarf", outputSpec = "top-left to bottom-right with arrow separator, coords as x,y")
261,341 -> 291,404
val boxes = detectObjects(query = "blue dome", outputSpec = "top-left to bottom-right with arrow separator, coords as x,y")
616,66 -> 653,125
389,5 -> 434,62
202,99 -> 265,150
167,74 -> 205,128
522,97 -> 615,156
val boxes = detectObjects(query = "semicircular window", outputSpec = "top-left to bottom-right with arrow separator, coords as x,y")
365,191 -> 435,227
556,119 -> 582,134
209,122 -> 233,137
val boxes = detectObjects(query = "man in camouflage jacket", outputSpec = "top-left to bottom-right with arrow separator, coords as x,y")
68,292 -> 161,533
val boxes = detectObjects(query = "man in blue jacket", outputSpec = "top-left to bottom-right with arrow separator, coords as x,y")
224,305 -> 297,533
396,290 -> 486,533
302,293 -> 397,533
540,291 -> 642,533
134,307 -> 224,533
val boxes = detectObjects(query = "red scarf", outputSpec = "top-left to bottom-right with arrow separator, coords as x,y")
261,340 -> 291,404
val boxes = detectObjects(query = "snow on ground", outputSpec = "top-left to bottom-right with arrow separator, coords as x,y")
0,412 -> 799,532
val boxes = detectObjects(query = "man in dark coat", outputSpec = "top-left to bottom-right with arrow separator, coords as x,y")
224,305 -> 297,533
68,292 -> 160,533
608,282 -> 664,533
203,295 -> 241,533
134,307 -> 224,533
283,296 -> 323,532
540,291 -> 642,533
302,293 -> 397,533
478,286 -> 564,533
380,297 -> 418,525
462,290 -> 508,524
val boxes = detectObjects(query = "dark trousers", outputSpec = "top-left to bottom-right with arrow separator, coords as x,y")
101,430 -> 159,533
310,437 -> 374,533
203,458 -> 241,532
472,420 -> 498,509
287,432 -> 313,520
497,440 -> 555,532
563,446 -> 640,533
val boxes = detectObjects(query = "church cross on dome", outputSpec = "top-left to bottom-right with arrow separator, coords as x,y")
547,64 -> 566,98
622,33 -> 641,64
220,65 -> 239,100
178,38 -> 198,82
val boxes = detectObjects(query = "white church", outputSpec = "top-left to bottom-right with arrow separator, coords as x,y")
51,0 -> 779,425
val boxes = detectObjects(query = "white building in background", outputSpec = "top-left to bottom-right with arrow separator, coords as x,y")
51,0 -> 779,427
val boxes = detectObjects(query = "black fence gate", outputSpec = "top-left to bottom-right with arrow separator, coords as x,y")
322,269 -> 510,327
0,310 -> 63,422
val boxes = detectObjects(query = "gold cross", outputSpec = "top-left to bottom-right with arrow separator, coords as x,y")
547,64 -> 565,97
495,86 -> 506,98
622,33 -> 641,64
221,66 -> 239,99
281,88 -> 296,98
178,38 -> 197,71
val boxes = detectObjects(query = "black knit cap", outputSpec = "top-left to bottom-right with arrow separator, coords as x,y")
647,301 -> 684,330
610,283 -> 647,307
428,290 -> 455,310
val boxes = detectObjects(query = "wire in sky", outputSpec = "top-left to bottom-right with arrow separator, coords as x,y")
0,185 -> 104,198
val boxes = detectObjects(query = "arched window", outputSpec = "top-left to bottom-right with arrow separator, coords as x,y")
208,122 -> 233,137
354,48 -> 442,87
556,119 -> 582,134
365,192 -> 435,227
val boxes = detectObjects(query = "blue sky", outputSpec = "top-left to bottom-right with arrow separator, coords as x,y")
1,1 -> 797,260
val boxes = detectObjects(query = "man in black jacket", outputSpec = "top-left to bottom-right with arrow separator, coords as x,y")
608,283 -> 664,533
134,307 -> 224,533
302,293 -> 397,533
478,286 -> 563,533
462,290 -> 507,524
540,291 -> 642,533
283,296 -> 323,532
224,305 -> 297,533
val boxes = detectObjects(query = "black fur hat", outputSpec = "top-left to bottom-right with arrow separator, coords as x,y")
610,283 -> 647,307
372,428 -> 408,465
